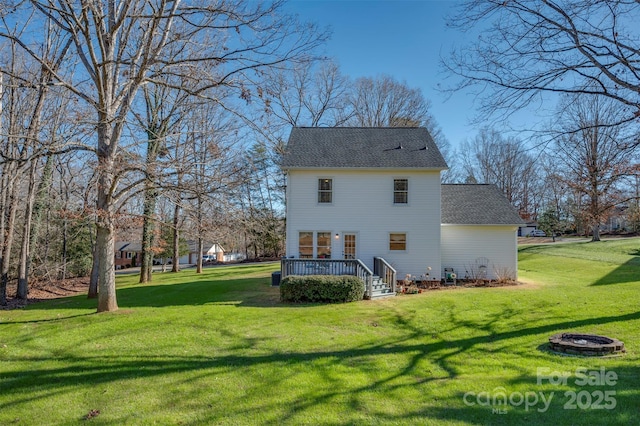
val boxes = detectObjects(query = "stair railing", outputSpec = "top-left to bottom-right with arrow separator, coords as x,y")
373,257 -> 397,294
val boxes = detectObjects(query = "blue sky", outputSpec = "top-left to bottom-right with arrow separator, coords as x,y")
285,0 -> 479,148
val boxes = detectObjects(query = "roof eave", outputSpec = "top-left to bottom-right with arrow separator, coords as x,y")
282,166 -> 449,171
441,223 -> 524,226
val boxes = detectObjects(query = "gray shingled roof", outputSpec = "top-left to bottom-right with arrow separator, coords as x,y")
441,184 -> 525,225
281,127 -> 448,169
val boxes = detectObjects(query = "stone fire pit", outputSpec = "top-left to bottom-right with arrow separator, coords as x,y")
549,333 -> 625,356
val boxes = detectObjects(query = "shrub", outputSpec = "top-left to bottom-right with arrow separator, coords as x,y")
280,275 -> 365,303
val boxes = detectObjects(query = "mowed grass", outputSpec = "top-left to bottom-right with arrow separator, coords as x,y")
1,240 -> 639,425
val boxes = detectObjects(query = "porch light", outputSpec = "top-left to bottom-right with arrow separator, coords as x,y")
335,233 -> 340,239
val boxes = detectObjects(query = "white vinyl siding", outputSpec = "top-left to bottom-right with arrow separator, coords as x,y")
441,225 -> 519,281
286,169 -> 442,279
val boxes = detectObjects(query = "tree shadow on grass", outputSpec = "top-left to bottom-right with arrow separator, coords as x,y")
17,275 -> 376,313
591,256 -> 640,286
1,307 -> 639,424
13,277 -> 289,312
0,312 -> 95,325
519,242 -> 640,287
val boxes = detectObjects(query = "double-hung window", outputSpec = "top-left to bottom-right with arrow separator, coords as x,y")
299,232 -> 313,258
299,231 -> 332,259
316,232 -> 332,258
394,179 -> 408,204
318,178 -> 332,203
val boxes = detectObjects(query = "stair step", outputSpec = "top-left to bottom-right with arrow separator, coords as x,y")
370,287 -> 395,295
370,291 -> 396,299
368,274 -> 394,299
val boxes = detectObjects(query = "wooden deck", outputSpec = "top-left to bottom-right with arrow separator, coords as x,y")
280,257 -> 396,299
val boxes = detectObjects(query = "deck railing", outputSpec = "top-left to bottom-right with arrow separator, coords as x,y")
280,258 -> 374,298
373,257 -> 397,294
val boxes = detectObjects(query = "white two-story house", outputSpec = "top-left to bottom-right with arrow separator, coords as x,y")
281,127 -> 523,295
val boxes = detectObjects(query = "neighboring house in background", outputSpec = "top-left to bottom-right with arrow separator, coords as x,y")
114,241 -> 142,269
179,242 -> 246,264
223,252 -> 247,262
518,222 -> 538,237
114,240 -> 244,268
180,242 -> 227,264
602,206 -> 629,233
280,127 -> 524,293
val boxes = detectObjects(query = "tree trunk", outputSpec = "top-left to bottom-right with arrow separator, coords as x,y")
1,176 -> 19,305
0,162 -> 9,306
95,132 -> 118,312
197,237 -> 204,274
139,184 -> 158,283
59,207 -> 69,280
96,223 -> 117,312
591,223 -> 601,242
17,161 -> 39,299
172,202 -> 180,273
88,238 -> 99,298
28,154 -> 54,281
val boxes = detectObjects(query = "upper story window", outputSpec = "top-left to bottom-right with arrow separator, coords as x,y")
394,179 -> 408,204
318,178 -> 333,203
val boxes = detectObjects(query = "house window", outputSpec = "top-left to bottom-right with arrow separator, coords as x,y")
394,179 -> 408,204
299,232 -> 313,258
318,178 -> 332,203
316,232 -> 332,259
389,233 -> 407,251
126,252 -> 133,259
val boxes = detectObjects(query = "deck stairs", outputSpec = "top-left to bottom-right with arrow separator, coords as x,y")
370,275 -> 396,299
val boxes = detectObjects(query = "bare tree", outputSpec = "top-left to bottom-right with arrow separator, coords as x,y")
348,75 -> 441,130
0,25 -> 73,303
461,128 -> 541,219
1,1 -> 326,311
539,158 -> 569,226
246,60 -> 351,257
445,1 -> 640,126
180,104 -> 243,273
236,141 -> 286,259
551,93 -> 638,241
135,81 -> 190,283
347,74 -> 453,172
261,59 -> 352,131
16,64 -> 79,299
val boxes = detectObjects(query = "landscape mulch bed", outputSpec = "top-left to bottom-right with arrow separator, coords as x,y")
1,278 -> 89,310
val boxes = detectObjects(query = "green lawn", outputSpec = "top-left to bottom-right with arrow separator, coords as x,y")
1,240 -> 639,425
